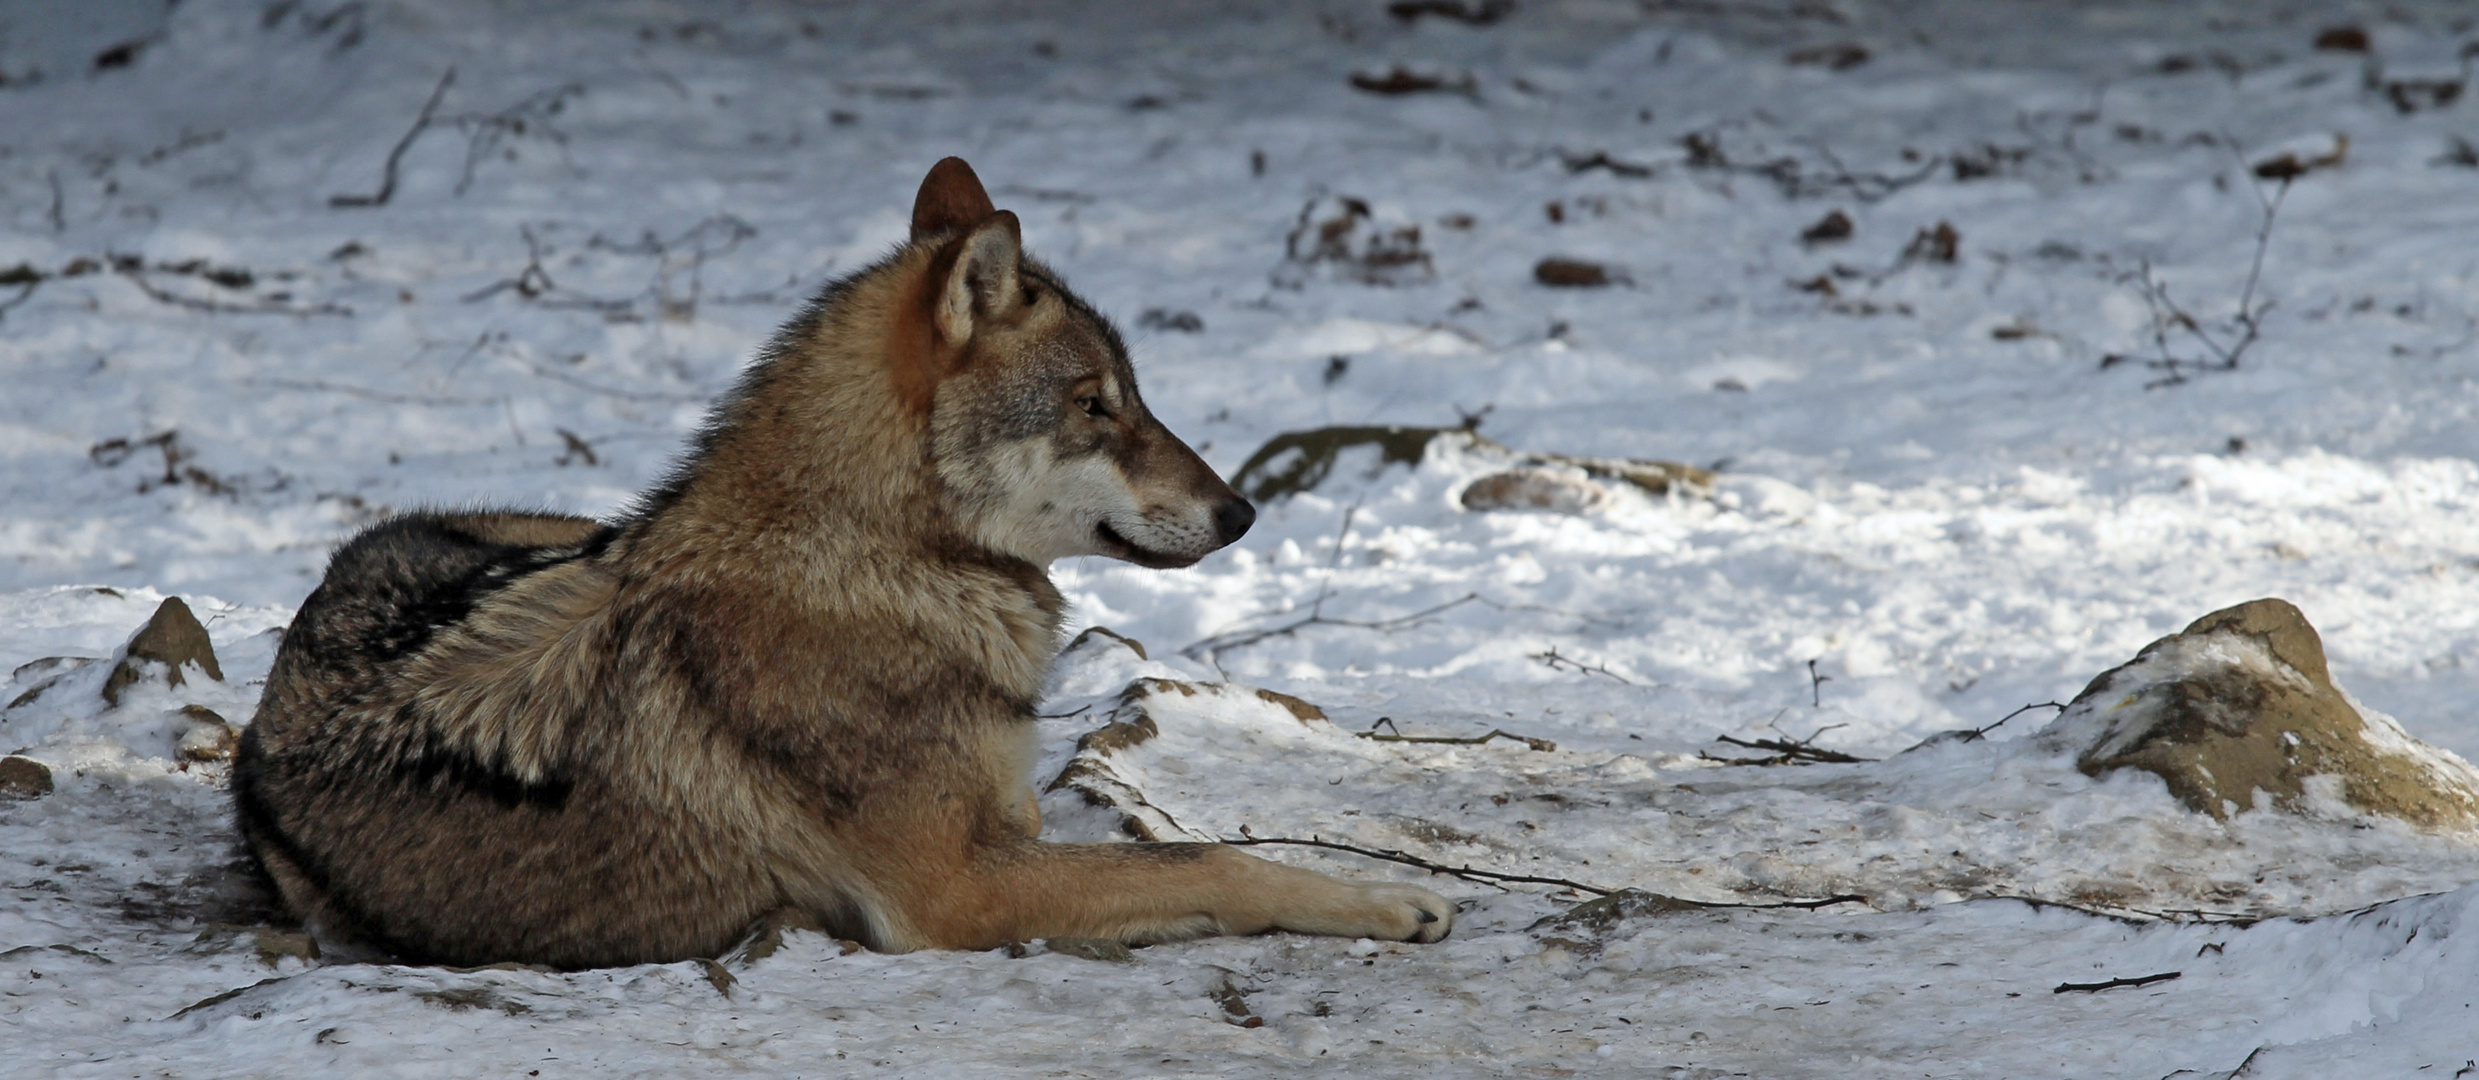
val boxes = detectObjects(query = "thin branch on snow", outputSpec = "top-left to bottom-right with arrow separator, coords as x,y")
331,68 -> 458,208
1225,831 -> 1873,914
1957,700 -> 2067,742
1223,830 -> 1618,896
2053,970 -> 2180,993
1181,592 -> 1482,666
1702,724 -> 1873,766
114,259 -> 352,317
2101,175 -> 2290,389
0,279 -> 37,324
1359,717 -> 1557,752
1531,645 -> 1632,684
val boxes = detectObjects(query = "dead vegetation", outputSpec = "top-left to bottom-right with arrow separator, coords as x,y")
462,214 -> 758,322
89,431 -> 244,497
1280,195 -> 1434,286
2101,159 -> 2301,389
1680,128 -> 1942,202
331,68 -> 586,208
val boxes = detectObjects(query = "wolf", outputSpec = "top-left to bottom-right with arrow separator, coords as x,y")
232,158 -> 1454,968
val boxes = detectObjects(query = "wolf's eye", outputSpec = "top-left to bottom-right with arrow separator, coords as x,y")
1022,285 -> 1040,306
1077,395 -> 1109,419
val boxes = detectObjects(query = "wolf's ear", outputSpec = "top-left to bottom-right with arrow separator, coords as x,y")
932,211 -> 1022,345
911,157 -> 997,242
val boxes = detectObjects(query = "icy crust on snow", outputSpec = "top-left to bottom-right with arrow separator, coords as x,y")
1040,645 -> 2479,921
1064,436 -> 2479,764
5,590 -> 2477,1076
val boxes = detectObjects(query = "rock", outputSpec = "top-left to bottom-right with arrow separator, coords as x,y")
0,755 -> 53,800
1228,423 -> 1713,504
5,656 -> 101,710
1461,467 -> 1610,514
101,597 -> 223,707
1529,889 -> 1713,952
1043,936 -> 1135,963
2040,598 -> 2479,828
252,929 -> 320,966
1230,425 -> 1471,502
191,924 -> 320,967
1252,687 -> 1326,723
1800,209 -> 1854,244
176,705 -> 238,763
1064,625 -> 1148,660
1533,257 -> 1615,287
1044,679 -> 1330,842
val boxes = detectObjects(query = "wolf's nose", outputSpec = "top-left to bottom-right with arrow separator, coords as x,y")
1213,497 -> 1256,544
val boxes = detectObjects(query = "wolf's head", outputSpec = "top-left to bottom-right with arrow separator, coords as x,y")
893,158 -> 1253,569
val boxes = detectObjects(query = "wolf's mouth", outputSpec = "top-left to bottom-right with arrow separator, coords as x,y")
1096,520 -> 1196,569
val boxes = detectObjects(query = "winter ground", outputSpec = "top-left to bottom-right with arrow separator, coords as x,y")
5,0 -> 2479,1075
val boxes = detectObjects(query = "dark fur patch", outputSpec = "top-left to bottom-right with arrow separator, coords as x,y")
230,735 -> 388,940
387,710 -> 577,811
315,515 -> 614,664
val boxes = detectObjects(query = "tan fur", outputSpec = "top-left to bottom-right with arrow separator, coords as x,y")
232,158 -> 1451,966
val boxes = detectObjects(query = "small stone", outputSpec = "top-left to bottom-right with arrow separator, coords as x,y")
1253,688 -> 1327,723
6,656 -> 100,710
2312,26 -> 2369,53
1043,937 -> 1135,963
1534,257 -> 1612,287
176,705 -> 238,763
0,756 -> 53,800
2041,598 -> 2479,828
1902,221 -> 1960,264
1801,210 -> 1854,244
102,597 -> 223,707
1461,468 -> 1611,514
252,929 -> 320,966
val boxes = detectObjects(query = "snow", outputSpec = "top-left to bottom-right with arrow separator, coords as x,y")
7,0 -> 2479,1075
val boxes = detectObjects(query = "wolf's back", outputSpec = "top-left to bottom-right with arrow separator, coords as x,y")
231,511 -> 769,967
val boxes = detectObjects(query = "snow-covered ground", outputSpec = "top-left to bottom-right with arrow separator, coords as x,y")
6,0 -> 2479,1075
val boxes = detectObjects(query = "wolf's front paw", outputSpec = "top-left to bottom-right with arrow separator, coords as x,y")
1353,883 -> 1455,943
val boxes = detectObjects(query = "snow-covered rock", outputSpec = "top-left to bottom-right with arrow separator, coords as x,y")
2043,598 -> 2479,828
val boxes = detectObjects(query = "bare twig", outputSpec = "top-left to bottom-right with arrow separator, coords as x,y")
1359,718 -> 1557,752
0,279 -> 36,324
1222,833 -> 1617,896
2103,176 -> 2289,389
452,83 -> 586,197
331,68 -> 458,208
240,377 -> 500,407
1225,832 -> 1871,914
1181,592 -> 1481,665
1680,128 -> 1943,202
1955,700 -> 2067,742
1806,658 -> 1830,706
116,262 -> 351,317
1704,730 -> 1872,765
2053,970 -> 2180,993
1532,646 -> 1631,684
46,169 -> 65,232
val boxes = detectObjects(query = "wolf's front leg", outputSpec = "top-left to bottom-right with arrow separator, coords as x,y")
882,841 -> 1454,951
